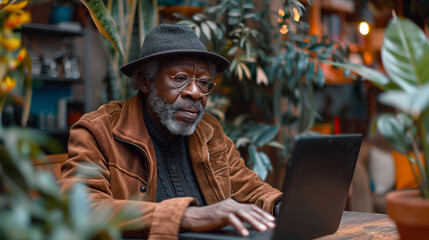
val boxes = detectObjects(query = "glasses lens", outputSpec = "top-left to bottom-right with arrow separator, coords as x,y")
168,73 -> 190,88
196,76 -> 214,93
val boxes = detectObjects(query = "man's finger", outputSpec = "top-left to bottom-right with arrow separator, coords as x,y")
236,209 -> 269,232
248,210 -> 276,229
227,213 -> 249,236
251,205 -> 275,221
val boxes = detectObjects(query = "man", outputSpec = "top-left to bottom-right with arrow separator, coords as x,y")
59,24 -> 282,240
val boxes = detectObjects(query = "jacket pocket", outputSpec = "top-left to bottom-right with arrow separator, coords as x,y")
109,164 -> 147,201
212,164 -> 231,198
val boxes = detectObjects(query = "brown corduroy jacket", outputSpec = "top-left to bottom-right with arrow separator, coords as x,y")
59,91 -> 282,240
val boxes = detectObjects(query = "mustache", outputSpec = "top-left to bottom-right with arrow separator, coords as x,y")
172,99 -> 204,113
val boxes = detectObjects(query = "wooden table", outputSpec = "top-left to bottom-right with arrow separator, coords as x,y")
129,211 -> 399,240
318,211 -> 399,239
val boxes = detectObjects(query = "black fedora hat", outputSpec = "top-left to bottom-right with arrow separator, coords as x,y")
120,24 -> 230,77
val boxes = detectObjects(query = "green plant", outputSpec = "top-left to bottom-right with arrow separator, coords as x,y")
80,0 -> 158,101
0,2 -> 141,238
326,15 -> 429,199
0,0 -> 32,126
222,114 -> 284,181
0,126 -> 141,239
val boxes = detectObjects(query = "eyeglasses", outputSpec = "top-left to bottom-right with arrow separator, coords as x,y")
165,72 -> 216,95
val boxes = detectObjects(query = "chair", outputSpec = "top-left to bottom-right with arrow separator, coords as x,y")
32,153 -> 68,181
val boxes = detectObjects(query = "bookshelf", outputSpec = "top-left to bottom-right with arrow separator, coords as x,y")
20,23 -> 91,146
309,0 -> 368,84
308,0 -> 374,135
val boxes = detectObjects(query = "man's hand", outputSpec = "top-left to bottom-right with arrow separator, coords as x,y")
180,199 -> 276,237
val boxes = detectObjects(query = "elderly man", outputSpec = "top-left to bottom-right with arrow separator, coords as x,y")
59,24 -> 282,240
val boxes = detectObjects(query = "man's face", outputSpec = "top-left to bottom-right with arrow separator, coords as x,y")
146,56 -> 210,136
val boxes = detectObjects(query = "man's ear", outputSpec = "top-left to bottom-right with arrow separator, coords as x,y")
139,76 -> 152,94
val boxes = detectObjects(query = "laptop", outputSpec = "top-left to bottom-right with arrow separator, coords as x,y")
179,134 -> 363,240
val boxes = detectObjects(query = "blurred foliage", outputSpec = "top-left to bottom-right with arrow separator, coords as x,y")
81,0 -> 158,101
0,126 -> 140,239
0,1 -> 141,238
222,114 -> 284,181
326,16 -> 429,198
0,0 -> 32,126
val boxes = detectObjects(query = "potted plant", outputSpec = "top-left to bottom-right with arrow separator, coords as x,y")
80,0 -> 158,101
326,14 -> 429,239
50,0 -> 79,24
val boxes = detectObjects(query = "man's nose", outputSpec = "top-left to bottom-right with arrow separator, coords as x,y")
181,79 -> 204,100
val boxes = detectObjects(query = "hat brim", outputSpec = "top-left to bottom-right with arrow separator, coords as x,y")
120,49 -> 230,77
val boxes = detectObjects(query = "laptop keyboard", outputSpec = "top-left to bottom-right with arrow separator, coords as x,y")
212,225 -> 274,239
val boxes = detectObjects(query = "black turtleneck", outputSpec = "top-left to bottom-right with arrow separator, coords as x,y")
142,101 -> 206,206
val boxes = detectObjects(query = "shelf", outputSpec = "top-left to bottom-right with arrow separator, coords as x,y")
43,128 -> 70,135
321,0 -> 355,13
159,5 -> 203,18
21,22 -> 91,113
20,23 -> 84,37
33,75 -> 83,83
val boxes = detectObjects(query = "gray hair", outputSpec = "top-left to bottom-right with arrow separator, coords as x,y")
130,58 -> 217,90
130,59 -> 160,90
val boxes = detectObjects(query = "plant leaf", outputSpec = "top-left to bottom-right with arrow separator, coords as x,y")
69,182 -> 90,232
254,125 -> 279,147
322,61 -> 396,90
410,82 -> 429,119
81,0 -> 125,59
236,137 -> 251,148
376,114 -> 411,153
259,151 -> 273,172
267,141 -> 285,149
382,17 -> 429,92
248,145 -> 267,181
378,90 -> 412,114
201,22 -> 212,41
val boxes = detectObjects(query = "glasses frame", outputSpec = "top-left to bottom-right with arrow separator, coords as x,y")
165,72 -> 216,95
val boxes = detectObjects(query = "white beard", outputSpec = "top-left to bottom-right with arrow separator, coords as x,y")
147,83 -> 204,136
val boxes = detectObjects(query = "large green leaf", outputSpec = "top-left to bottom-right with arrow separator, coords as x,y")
259,152 -> 273,172
248,145 -> 268,181
322,61 -> 397,90
139,0 -> 157,44
382,17 -> 429,93
376,114 -> 412,154
69,183 -> 90,232
81,0 -> 125,59
410,82 -> 429,119
254,125 -> 279,147
378,90 -> 412,114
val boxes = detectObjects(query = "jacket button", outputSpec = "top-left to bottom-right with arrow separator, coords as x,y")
140,186 -> 146,193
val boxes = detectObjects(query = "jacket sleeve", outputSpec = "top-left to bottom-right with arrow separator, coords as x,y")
58,118 -> 197,240
206,114 -> 282,214
205,114 -> 282,214
227,136 -> 283,215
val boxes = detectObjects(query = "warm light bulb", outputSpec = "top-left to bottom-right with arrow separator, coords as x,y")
278,9 -> 285,17
359,22 -> 370,35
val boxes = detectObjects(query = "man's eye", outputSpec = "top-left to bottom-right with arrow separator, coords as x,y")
173,75 -> 188,82
198,79 -> 209,86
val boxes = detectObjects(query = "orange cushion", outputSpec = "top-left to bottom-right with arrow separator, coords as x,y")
392,151 -> 425,190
